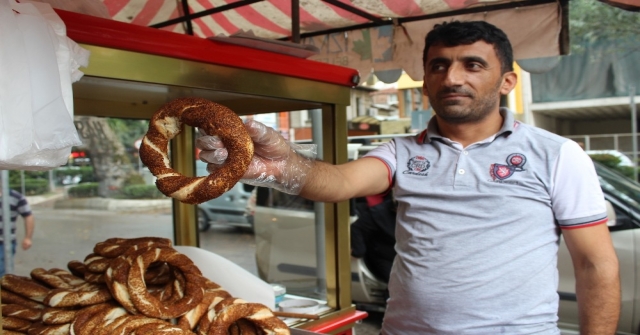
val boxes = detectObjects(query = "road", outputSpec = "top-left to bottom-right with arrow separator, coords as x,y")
13,201 -> 383,334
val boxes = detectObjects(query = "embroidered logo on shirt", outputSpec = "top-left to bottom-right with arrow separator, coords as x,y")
403,156 -> 431,176
490,153 -> 526,180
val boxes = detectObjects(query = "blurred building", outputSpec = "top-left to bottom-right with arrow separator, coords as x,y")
516,40 -> 640,157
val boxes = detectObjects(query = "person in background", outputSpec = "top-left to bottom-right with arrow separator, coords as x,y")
350,192 -> 396,284
0,181 -> 35,277
199,21 -> 620,334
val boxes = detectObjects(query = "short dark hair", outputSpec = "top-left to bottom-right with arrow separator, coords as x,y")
422,21 -> 514,74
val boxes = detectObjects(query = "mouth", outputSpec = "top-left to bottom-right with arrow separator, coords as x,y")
438,87 -> 472,99
440,94 -> 470,102
441,94 -> 467,99
438,88 -> 472,101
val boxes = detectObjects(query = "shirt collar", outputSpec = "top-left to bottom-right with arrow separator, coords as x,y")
420,107 -> 516,144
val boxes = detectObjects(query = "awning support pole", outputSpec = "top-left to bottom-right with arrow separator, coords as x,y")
151,0 -> 264,29
291,0 -> 300,43
181,0 -> 194,35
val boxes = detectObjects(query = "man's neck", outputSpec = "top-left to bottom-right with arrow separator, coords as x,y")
435,110 -> 504,147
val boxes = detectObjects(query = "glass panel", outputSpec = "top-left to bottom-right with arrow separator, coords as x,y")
253,187 -> 321,298
191,110 -> 327,301
194,114 -> 260,276
10,111 -> 332,325
13,116 -> 174,276
11,111 -> 330,309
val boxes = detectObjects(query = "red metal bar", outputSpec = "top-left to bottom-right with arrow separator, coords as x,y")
55,9 -> 359,87
306,310 -> 368,334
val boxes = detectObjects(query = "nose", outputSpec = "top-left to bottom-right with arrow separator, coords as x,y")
444,64 -> 464,86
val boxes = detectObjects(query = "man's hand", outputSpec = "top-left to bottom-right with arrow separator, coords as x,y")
22,214 -> 34,251
196,135 -> 228,165
22,237 -> 32,250
197,119 -> 315,195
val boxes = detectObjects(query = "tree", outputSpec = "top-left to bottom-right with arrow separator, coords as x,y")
569,0 -> 640,50
107,118 -> 149,172
74,116 -> 135,197
107,118 -> 149,151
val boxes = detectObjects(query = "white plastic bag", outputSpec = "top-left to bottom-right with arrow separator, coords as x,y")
24,0 -> 111,19
0,0 -> 32,161
0,0 -> 87,170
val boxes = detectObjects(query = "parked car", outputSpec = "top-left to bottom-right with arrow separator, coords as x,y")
586,150 -> 634,167
252,159 -> 640,333
195,160 -> 254,232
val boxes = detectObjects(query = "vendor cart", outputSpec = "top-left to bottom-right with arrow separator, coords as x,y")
55,9 -> 366,334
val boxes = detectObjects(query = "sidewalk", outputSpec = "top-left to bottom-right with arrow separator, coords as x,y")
53,197 -> 171,211
26,189 -> 171,212
25,190 -> 65,206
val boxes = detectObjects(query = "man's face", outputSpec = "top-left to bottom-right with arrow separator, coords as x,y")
422,41 -> 515,124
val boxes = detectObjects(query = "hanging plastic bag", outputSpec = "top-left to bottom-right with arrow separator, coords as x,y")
24,0 -> 111,19
0,0 -> 88,170
0,0 -> 32,162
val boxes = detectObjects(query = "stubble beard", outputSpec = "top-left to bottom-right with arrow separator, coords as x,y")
429,83 -> 502,125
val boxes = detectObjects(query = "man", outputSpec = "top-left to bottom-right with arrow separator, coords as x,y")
199,21 -> 620,334
0,182 -> 35,277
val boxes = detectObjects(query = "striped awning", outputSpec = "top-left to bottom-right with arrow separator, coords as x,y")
49,0 -> 574,83
102,0 -> 553,38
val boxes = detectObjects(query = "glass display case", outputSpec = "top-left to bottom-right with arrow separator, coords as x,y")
52,9 -> 366,333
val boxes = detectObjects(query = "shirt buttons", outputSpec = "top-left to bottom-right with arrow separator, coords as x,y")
458,169 -> 465,175
463,151 -> 469,155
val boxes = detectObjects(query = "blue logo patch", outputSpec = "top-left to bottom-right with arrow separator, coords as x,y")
403,156 -> 430,176
490,153 -> 526,181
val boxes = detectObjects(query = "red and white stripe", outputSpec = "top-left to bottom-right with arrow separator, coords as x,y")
100,0 -> 511,39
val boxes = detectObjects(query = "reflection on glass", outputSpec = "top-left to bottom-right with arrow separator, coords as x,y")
253,187 -> 323,299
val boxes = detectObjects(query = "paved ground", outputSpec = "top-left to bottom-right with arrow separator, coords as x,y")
12,197 -> 383,334
356,311 -> 384,335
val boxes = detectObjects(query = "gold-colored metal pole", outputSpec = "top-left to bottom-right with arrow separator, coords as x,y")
170,125 -> 199,247
321,103 -> 352,310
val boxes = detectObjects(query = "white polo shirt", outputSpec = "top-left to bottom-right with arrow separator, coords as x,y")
364,108 -> 607,335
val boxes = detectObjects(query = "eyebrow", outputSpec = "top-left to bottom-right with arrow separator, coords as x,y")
427,56 -> 489,68
462,56 -> 489,67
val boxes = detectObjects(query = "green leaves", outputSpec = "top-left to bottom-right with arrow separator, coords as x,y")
569,0 -> 640,49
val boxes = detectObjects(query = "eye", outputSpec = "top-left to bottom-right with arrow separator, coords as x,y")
467,63 -> 483,71
430,63 -> 446,72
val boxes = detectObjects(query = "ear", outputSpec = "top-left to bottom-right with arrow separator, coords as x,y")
500,71 -> 518,95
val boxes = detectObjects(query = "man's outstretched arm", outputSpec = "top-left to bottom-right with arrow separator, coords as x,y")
563,224 -> 620,334
300,157 -> 390,202
199,119 -> 391,202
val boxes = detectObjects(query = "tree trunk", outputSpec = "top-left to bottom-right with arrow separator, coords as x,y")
74,116 -> 134,197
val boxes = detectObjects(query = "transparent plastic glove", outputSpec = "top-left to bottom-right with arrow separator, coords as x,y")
197,120 -> 316,195
196,134 -> 228,164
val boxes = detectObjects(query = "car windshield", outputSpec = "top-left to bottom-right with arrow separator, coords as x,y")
593,161 -> 640,214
